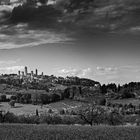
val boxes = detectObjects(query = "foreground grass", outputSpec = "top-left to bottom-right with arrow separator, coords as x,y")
0,124 -> 140,140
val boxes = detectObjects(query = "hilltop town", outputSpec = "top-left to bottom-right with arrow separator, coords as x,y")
1,66 -> 140,104
0,66 -> 101,105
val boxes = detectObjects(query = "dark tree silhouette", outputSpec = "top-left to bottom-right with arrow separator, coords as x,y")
39,0 -> 48,4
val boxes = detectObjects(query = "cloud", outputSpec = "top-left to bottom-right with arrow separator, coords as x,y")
94,66 -> 120,83
0,38 -> 68,50
97,66 -> 117,71
119,65 -> 140,73
96,66 -> 118,75
58,68 -> 92,77
0,66 -> 24,74
0,23 -> 73,49
96,66 -> 105,71
0,59 -> 20,65
81,68 -> 91,76
0,58 -> 22,74
95,65 -> 140,84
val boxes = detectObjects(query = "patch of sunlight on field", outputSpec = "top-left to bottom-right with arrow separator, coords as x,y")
0,102 -> 48,115
0,100 -> 83,115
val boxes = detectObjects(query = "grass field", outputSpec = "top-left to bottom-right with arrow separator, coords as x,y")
0,124 -> 139,140
0,98 -> 139,115
110,99 -> 140,106
0,100 -> 83,115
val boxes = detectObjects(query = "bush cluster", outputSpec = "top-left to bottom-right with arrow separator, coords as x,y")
0,95 -> 7,102
0,109 -> 128,125
0,111 -> 85,125
11,92 -> 68,105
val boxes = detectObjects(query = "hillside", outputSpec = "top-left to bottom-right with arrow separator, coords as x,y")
0,74 -> 101,105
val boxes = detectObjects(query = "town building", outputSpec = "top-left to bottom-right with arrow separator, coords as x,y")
35,69 -> 38,76
25,66 -> 28,76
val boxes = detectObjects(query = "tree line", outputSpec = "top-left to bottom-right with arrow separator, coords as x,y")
101,82 -> 140,99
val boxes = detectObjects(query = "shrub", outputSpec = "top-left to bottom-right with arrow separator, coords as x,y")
77,103 -> 98,126
4,112 -> 19,123
0,110 -> 5,123
124,115 -> 139,124
10,95 -> 17,101
40,114 -> 62,124
31,93 -> 40,105
21,94 -> 31,104
9,100 -> 16,107
77,104 -> 124,126
15,93 -> 22,103
98,98 -> 106,106
51,114 -> 62,124
69,110 -> 77,115
18,115 -> 40,124
51,93 -> 61,102
61,115 -> 73,124
0,111 -> 19,123
0,95 -> 6,102
39,94 -> 50,104
136,117 -> 140,126
61,115 -> 83,125
39,114 -> 52,124
105,110 -> 124,125
59,109 -> 65,115
48,109 -> 53,113
120,88 -> 135,99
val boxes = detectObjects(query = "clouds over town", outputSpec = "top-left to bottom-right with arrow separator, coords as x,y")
0,59 -> 23,74
57,65 -> 140,84
0,23 -> 72,50
94,65 -> 140,84
0,66 -> 24,74
58,67 -> 92,78
96,66 -> 118,75
0,58 -> 140,84
0,59 -> 20,66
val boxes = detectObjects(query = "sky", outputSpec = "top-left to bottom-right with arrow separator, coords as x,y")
0,23 -> 140,85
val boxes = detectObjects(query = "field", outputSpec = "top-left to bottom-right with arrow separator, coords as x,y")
0,98 -> 139,115
0,100 -> 83,115
110,99 -> 140,106
0,124 -> 139,140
